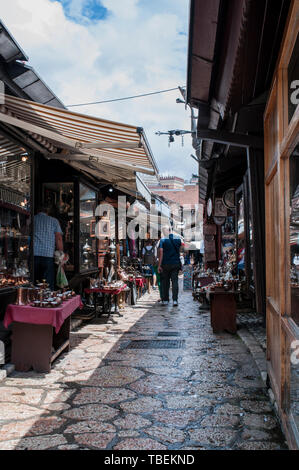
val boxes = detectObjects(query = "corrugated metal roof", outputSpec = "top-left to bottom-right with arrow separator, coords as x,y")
0,21 -> 28,62
6,62 -> 65,108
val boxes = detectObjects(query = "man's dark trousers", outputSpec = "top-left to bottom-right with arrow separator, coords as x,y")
161,264 -> 180,302
34,256 -> 55,290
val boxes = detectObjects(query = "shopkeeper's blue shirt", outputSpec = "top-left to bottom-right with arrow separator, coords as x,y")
33,212 -> 62,258
159,234 -> 181,265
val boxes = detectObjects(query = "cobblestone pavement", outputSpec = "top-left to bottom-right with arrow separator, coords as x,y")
0,284 -> 288,450
237,312 -> 266,351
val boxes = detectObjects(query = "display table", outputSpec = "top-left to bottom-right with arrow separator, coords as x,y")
209,290 -> 237,334
84,285 -> 127,320
4,295 -> 82,373
193,276 -> 214,310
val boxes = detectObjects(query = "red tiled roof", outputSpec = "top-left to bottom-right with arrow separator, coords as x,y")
150,185 -> 199,206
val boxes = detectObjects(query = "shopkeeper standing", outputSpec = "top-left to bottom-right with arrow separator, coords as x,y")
33,204 -> 64,290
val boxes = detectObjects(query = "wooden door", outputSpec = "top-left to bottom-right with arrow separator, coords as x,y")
264,0 -> 299,449
265,77 -> 282,402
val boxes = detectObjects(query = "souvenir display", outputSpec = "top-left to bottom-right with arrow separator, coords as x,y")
43,182 -> 75,274
0,156 -> 31,292
8,279 -> 76,307
80,184 -> 97,271
222,188 -> 236,209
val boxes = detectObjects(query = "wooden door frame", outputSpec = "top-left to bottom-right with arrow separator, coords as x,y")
264,0 -> 299,449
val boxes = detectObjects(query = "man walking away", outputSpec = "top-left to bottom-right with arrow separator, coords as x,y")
158,225 -> 182,307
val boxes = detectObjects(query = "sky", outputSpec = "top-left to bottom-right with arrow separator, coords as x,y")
0,0 -> 198,180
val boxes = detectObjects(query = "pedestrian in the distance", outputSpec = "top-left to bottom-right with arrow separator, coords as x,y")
158,225 -> 183,307
142,239 -> 157,289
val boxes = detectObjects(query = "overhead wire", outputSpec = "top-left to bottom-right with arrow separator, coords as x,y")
67,86 -> 186,107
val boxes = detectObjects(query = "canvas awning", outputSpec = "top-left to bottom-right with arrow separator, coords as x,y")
0,94 -> 158,190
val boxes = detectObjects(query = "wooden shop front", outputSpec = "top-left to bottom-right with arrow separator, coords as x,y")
264,1 -> 299,449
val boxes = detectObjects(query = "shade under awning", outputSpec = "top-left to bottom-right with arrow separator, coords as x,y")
0,93 -> 158,176
0,135 -> 25,158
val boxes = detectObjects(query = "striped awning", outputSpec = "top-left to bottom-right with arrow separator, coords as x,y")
0,94 -> 158,177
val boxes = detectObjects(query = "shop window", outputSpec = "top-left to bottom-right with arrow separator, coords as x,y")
80,184 -> 97,271
236,193 -> 246,279
290,350 -> 299,436
221,210 -> 235,262
43,182 -> 75,273
0,155 -> 31,286
288,33 -> 299,124
289,146 -> 299,326
248,212 -> 255,289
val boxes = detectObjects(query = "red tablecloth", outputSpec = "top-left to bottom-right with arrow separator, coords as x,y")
84,285 -> 127,296
4,295 -> 83,334
135,278 -> 146,288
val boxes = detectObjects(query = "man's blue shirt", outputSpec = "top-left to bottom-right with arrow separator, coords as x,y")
33,212 -> 62,258
159,234 -> 181,265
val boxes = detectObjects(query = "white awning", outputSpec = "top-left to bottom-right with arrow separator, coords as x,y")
136,175 -> 152,205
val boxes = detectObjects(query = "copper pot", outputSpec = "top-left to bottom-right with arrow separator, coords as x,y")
15,287 -> 29,305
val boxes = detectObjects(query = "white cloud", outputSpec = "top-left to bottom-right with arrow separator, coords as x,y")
0,0 -> 198,180
101,0 -> 139,19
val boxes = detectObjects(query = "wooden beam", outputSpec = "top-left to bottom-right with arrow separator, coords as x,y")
80,148 -> 154,174
67,161 -> 120,184
43,153 -> 155,175
52,158 -> 136,188
76,141 -> 141,149
0,124 -> 32,154
87,163 -> 135,183
197,129 -> 264,149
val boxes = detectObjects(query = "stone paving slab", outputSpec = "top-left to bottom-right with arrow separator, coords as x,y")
0,287 -> 288,450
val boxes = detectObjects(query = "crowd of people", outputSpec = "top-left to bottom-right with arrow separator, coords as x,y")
33,205 -> 201,308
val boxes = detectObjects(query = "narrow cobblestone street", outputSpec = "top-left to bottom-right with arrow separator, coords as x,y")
0,284 -> 287,450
